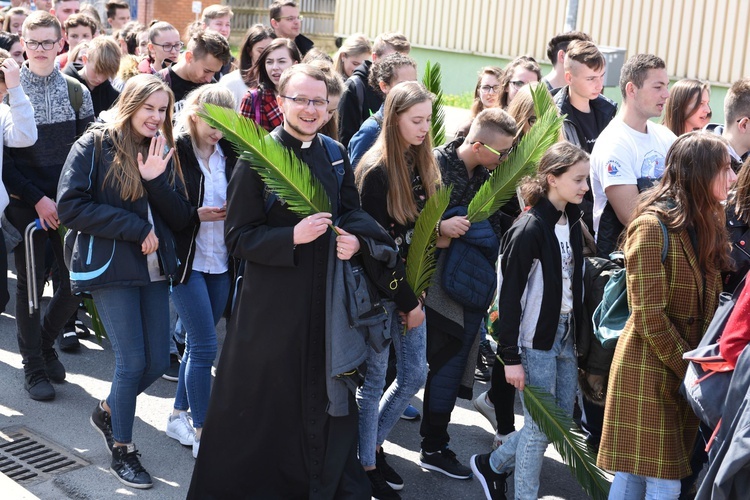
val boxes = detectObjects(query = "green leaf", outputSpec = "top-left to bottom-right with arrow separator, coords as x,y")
422,61 -> 446,147
404,187 -> 451,298
466,84 -> 564,222
200,104 -> 332,217
523,384 -> 612,500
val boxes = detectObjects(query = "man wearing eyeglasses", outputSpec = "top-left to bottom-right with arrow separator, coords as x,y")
269,1 -> 313,57
189,64 -> 369,499
3,10 -> 94,401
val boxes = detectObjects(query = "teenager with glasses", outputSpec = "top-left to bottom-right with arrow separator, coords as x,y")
455,66 -> 504,139
421,108 -> 518,483
498,55 -> 542,109
239,37 -> 301,131
139,21 -> 181,75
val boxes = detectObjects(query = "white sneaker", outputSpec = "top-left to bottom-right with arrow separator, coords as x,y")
192,437 -> 200,459
493,430 -> 517,450
166,412 -> 195,446
472,390 -> 497,431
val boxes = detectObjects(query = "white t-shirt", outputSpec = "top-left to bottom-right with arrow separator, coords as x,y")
590,117 -> 676,233
555,220 -> 574,314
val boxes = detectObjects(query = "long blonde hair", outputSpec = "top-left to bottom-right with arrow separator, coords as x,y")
100,74 -> 180,201
356,81 -> 441,225
176,83 -> 236,140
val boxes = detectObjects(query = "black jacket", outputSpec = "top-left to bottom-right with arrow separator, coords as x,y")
724,202 -> 750,293
554,86 -> 617,154
57,130 -> 192,292
497,197 -> 584,363
173,133 -> 238,284
337,60 -> 383,147
62,63 -> 120,118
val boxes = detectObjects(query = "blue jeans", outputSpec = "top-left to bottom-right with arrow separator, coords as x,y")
609,472 -> 681,499
171,271 -> 230,429
357,301 -> 427,467
92,281 -> 171,444
490,314 -> 577,499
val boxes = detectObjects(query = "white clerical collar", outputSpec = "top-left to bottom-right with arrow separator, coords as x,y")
301,140 -> 313,149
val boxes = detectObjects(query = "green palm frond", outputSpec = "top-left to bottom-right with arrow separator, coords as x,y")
83,297 -> 107,341
523,384 -> 612,500
466,84 -> 564,222
422,61 -> 446,147
200,103 -> 332,217
405,187 -> 451,299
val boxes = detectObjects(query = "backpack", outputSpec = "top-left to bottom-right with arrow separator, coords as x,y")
62,74 -> 83,119
592,219 -> 668,348
682,278 -> 747,434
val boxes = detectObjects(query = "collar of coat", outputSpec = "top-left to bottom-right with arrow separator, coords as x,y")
528,196 -> 583,230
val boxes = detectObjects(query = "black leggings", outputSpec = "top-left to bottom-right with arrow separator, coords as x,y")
488,362 -> 517,435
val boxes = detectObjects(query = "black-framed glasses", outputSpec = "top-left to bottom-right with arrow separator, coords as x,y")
275,15 -> 303,22
280,95 -> 329,109
509,80 -> 528,90
479,85 -> 501,94
25,39 -> 59,51
152,41 -> 184,52
471,141 -> 513,161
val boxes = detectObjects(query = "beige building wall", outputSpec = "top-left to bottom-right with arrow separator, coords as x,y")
335,0 -> 748,85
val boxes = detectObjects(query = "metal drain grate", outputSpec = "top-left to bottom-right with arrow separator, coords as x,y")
0,427 -> 89,486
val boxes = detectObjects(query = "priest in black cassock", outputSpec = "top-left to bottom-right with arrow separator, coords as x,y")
188,65 -> 369,498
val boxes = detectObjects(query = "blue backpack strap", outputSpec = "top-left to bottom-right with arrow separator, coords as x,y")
319,134 -> 347,212
659,219 -> 669,263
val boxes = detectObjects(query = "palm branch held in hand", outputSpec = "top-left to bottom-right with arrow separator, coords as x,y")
200,104 -> 335,220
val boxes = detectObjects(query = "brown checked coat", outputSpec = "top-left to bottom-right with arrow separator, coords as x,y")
597,213 -> 720,479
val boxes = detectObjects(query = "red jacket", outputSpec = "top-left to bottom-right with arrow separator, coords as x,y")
720,284 -> 750,367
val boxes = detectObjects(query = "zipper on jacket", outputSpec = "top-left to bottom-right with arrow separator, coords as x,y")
86,236 -> 93,265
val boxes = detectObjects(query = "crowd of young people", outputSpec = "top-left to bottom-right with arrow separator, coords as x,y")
2,1 -> 749,499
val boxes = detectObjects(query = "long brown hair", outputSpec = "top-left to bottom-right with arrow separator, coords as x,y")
662,78 -> 710,136
632,131 -> 731,273
470,66 -> 504,118
99,74 -> 180,201
356,81 -> 441,225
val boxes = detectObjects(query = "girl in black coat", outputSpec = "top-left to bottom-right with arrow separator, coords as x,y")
57,74 -> 192,490
165,84 -> 237,459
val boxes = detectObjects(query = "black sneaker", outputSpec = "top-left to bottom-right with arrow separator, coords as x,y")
110,443 -> 152,489
161,354 -> 180,381
91,401 -> 115,452
376,447 -> 404,491
419,448 -> 473,479
479,339 -> 496,367
43,348 -> 66,383
59,330 -> 80,351
366,468 -> 400,500
24,371 -> 55,401
75,319 -> 91,339
470,453 -> 510,500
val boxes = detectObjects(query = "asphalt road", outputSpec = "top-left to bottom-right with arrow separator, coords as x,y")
0,265 -> 590,499
0,106 -> 590,499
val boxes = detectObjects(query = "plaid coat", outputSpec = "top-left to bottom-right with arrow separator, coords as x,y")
597,213 -> 720,479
